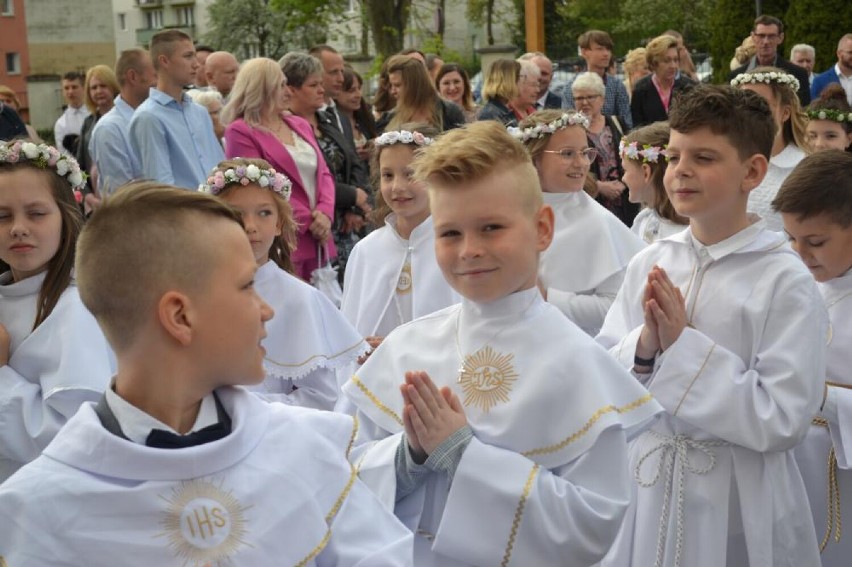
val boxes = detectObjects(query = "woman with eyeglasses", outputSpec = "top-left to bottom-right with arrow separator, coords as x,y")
572,71 -> 639,226
515,109 -> 646,335
630,34 -> 696,128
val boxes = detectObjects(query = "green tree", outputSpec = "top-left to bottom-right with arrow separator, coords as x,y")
785,0 -> 852,72
614,0 -> 714,53
361,0 -> 413,58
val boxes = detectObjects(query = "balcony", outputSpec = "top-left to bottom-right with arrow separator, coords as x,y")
136,25 -> 196,46
136,0 -> 162,7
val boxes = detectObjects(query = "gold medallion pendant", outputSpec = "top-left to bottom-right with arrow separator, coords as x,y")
396,263 -> 413,295
458,346 -> 518,412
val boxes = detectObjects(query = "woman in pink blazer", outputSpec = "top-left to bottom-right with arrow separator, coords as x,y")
222,57 -> 336,281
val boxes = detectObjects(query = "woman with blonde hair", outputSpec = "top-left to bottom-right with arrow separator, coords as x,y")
630,34 -> 695,127
731,36 -> 756,71
222,57 -> 337,282
731,66 -> 811,231
77,65 -> 119,201
622,48 -> 650,99
376,55 -> 465,133
477,58 -> 522,127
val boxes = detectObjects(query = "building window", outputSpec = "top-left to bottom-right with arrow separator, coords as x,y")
1,0 -> 13,16
146,9 -> 163,29
346,0 -> 357,14
118,13 -> 126,31
5,52 -> 21,75
176,6 -> 194,26
344,34 -> 356,52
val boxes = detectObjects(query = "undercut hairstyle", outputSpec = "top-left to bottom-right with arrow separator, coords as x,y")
75,182 -> 242,351
213,158 -> 296,274
578,30 -> 613,51
645,35 -> 679,70
221,57 -> 281,127
808,84 -> 852,135
150,29 -> 193,70
386,55 -> 441,131
742,66 -> 810,151
622,121 -> 686,224
62,71 -> 84,84
668,84 -> 776,161
0,163 -> 83,330
83,65 -> 120,114
278,52 -> 323,89
115,48 -> 148,87
482,59 -> 520,104
754,15 -> 784,34
413,120 -> 542,214
772,151 -> 852,227
435,63 -> 475,112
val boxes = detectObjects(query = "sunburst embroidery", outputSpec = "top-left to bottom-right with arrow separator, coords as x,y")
458,346 -> 518,412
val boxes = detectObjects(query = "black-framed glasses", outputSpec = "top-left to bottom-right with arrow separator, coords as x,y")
542,147 -> 598,162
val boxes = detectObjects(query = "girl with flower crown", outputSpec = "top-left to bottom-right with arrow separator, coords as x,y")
515,110 -> 646,335
732,66 -> 811,231
620,121 -> 690,243
0,140 -> 114,482
339,124 -> 459,370
201,157 -> 367,411
805,84 -> 852,152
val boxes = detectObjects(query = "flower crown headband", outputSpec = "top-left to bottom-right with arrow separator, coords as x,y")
374,130 -> 434,147
619,139 -> 669,163
730,70 -> 800,94
0,140 -> 85,202
199,163 -> 292,200
807,108 -> 852,123
507,112 -> 590,142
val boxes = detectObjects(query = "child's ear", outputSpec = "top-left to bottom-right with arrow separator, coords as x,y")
535,204 -> 555,252
641,163 -> 653,183
741,153 -> 769,193
158,291 -> 194,346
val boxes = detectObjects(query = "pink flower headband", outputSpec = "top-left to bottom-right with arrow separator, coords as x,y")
508,112 -> 590,142
618,139 -> 669,163
199,163 -> 292,200
0,140 -> 85,202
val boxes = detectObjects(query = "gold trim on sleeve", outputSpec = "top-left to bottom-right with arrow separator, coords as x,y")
265,339 -> 367,368
500,463 -> 540,567
522,394 -> 654,458
672,344 -> 715,416
351,376 -> 403,426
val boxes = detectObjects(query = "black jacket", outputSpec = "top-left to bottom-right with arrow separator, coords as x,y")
477,98 -> 517,128
315,110 -> 371,211
630,74 -> 695,128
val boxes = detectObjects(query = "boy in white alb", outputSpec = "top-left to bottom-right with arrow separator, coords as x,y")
775,150 -> 852,565
597,84 -> 827,567
0,183 -> 413,566
342,121 -> 662,566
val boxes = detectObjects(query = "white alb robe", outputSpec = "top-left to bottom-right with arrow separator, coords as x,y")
597,223 -> 827,567
0,387 -> 414,566
248,260 -> 367,410
630,207 -> 688,244
343,287 -> 662,566
539,191 -> 645,336
0,272 -> 115,482
341,214 -> 459,338
793,268 -> 852,565
747,143 -> 806,232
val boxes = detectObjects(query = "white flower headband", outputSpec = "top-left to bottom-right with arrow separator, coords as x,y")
730,70 -> 800,94
0,140 -> 86,202
374,130 -> 434,147
619,139 -> 669,163
807,108 -> 852,123
199,163 -> 292,200
507,112 -> 590,143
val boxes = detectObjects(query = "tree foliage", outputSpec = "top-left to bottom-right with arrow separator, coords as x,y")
615,0 -> 713,52
204,0 -> 345,60
785,0 -> 852,72
362,0 -> 413,58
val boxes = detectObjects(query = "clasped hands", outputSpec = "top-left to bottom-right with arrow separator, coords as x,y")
636,266 -> 688,363
400,371 -> 468,464
309,210 -> 332,243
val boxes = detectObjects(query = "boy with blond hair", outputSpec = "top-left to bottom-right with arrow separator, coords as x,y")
0,182 -> 412,565
775,150 -> 852,565
597,84 -> 827,566
342,121 -> 661,566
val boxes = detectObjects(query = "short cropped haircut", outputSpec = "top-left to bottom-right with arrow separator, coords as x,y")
308,44 -> 338,58
413,120 -> 542,214
150,29 -> 193,70
482,59 -> 520,104
754,15 -> 784,33
790,44 -> 815,59
195,44 -> 214,55
772,151 -> 852,227
578,30 -> 613,51
645,35 -> 679,70
668,84 -> 776,161
115,48 -> 149,87
76,182 -> 242,351
278,52 -> 323,88
62,71 -> 84,84
571,71 -> 605,96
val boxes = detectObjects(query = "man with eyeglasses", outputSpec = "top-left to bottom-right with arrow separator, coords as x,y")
728,15 -> 810,106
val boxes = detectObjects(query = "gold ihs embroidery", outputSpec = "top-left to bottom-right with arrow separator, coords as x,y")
396,263 -> 412,294
458,346 -> 518,412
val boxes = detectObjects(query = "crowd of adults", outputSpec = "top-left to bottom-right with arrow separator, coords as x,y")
0,18 -> 850,285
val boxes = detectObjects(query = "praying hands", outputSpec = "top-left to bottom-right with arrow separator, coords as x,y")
400,371 -> 468,463
636,265 -> 688,362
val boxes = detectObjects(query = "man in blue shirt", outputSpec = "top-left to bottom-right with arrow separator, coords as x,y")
89,48 -> 157,198
129,30 -> 224,190
561,30 -> 633,130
